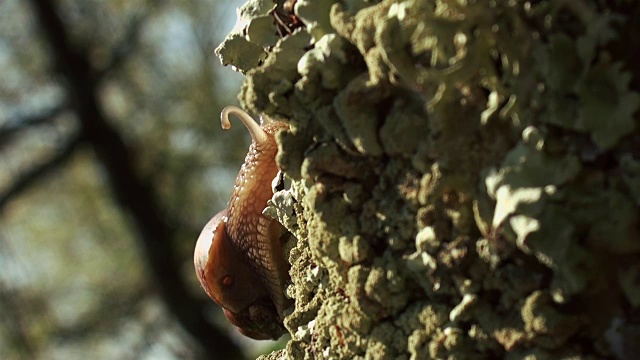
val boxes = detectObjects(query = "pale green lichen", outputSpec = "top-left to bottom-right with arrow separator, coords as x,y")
214,0 -> 277,73
578,61 -> 640,149
535,12 -> 640,149
215,0 -> 640,359
297,34 -> 349,90
294,0 -> 338,41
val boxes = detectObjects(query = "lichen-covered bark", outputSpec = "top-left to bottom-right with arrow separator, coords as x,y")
216,0 -> 640,358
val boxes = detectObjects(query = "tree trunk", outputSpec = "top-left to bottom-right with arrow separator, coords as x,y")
217,0 -> 640,358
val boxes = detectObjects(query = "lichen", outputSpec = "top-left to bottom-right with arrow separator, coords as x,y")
214,0 -> 278,74
215,0 -> 640,359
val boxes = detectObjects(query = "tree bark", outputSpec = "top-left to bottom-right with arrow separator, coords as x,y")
217,0 -> 640,359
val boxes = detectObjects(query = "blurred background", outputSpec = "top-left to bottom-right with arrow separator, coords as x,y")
0,0 -> 287,358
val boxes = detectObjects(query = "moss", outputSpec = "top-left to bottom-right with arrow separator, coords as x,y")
219,0 -> 640,358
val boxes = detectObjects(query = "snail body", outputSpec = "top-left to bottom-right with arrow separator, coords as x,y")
194,106 -> 290,340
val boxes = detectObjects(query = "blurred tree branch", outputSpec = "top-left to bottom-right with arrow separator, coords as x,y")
27,0 -> 244,358
0,238 -> 37,359
97,3 -> 160,78
0,286 -> 37,358
53,286 -> 148,341
0,134 -> 81,211
0,106 -> 66,145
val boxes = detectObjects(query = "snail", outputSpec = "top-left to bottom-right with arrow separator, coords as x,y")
194,106 -> 291,340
